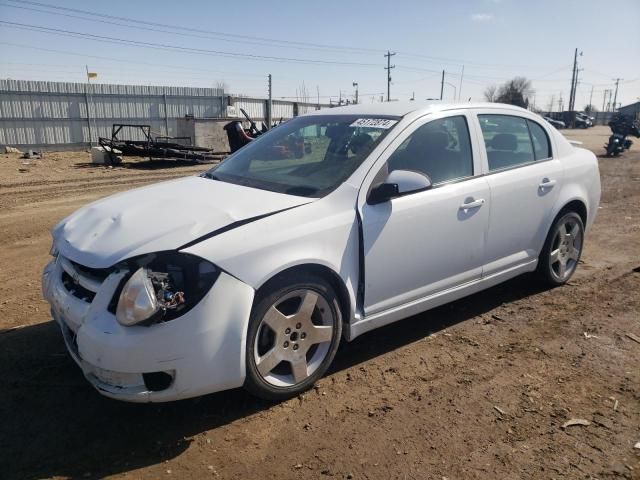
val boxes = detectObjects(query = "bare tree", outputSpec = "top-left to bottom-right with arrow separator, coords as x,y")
484,85 -> 498,102
296,81 -> 310,104
215,81 -> 229,93
547,94 -> 556,113
495,77 -> 534,108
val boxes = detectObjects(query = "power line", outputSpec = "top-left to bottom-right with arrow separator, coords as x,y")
396,51 -> 564,70
0,42 -> 271,78
612,78 -> 622,111
0,62 -> 270,81
3,0 -> 576,73
0,21 -> 381,67
395,65 -> 441,74
0,2 -> 382,56
4,0 -> 381,55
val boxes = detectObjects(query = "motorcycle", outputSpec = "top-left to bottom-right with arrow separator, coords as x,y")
605,115 -> 640,157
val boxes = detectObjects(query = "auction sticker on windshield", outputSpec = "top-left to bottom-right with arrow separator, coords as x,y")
350,118 -> 397,129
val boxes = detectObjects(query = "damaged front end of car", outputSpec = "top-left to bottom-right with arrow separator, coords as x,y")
112,251 -> 220,327
43,244 -> 255,402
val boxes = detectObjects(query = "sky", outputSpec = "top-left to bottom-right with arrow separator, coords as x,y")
1,0 -> 639,111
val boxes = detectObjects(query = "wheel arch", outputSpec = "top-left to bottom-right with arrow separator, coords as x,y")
254,263 -> 353,339
536,194 -> 589,257
556,198 -> 587,226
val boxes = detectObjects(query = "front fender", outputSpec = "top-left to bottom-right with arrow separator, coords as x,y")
182,184 -> 360,323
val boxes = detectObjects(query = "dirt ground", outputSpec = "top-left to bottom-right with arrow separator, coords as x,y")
0,126 -> 639,480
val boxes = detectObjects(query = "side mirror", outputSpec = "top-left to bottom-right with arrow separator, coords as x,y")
367,170 -> 432,205
368,182 -> 399,205
387,169 -> 432,193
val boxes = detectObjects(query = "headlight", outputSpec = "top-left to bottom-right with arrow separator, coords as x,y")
116,268 -> 160,326
115,252 -> 219,327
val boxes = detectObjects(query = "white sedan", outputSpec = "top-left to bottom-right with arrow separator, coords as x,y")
42,102 -> 601,402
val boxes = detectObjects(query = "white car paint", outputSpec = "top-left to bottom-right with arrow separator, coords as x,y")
42,102 -> 601,402
52,176 -> 311,269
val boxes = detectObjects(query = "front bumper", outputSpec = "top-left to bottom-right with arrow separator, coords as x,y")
42,257 -> 254,402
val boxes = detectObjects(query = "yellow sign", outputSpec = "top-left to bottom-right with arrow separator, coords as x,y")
87,72 -> 98,79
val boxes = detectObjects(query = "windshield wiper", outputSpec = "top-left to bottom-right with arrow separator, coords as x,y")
285,185 -> 319,197
201,172 -> 221,181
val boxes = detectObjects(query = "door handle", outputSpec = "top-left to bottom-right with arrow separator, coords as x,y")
539,178 -> 557,189
459,198 -> 485,210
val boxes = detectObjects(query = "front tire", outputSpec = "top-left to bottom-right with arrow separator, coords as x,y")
537,211 -> 584,286
244,273 -> 342,401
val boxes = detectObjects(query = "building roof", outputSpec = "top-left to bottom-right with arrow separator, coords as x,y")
619,101 -> 640,112
306,101 -> 529,117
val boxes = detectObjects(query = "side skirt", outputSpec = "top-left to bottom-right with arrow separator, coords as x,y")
348,259 -> 537,340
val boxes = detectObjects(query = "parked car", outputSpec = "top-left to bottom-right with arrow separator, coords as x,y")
43,102 -> 601,402
543,116 -> 566,129
575,112 -> 593,128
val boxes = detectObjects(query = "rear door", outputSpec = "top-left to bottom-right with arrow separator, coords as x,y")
475,113 -> 564,276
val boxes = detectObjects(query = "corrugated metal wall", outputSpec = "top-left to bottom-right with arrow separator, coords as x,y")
231,97 -> 266,119
229,98 -> 327,122
0,79 -> 225,148
0,79 -> 332,149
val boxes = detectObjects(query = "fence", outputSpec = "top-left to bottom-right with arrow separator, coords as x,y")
0,79 -> 330,150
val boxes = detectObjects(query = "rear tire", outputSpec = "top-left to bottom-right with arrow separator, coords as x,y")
537,211 -> 584,286
244,272 -> 342,401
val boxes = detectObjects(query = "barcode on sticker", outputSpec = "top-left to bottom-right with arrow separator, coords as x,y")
350,118 -> 397,129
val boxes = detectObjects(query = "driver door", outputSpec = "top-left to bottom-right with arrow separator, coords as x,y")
359,112 -> 490,316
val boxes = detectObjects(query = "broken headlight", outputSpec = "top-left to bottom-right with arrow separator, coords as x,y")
115,252 -> 219,327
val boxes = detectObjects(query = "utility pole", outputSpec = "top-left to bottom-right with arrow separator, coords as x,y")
458,65 -> 464,102
444,81 -> 457,101
588,85 -> 594,110
353,82 -> 359,104
384,51 -> 395,102
573,68 -> 583,109
612,78 -> 622,112
85,65 -> 94,147
267,74 -> 272,128
440,70 -> 445,100
568,48 -> 577,112
602,89 -> 609,112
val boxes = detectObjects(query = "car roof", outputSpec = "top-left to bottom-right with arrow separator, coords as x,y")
304,101 -> 531,118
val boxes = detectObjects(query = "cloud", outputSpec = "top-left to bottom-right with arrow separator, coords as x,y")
471,13 -> 494,22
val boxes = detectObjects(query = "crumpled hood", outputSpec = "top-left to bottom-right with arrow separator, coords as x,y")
53,176 -> 310,268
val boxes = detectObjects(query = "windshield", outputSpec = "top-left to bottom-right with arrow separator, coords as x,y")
205,114 -> 399,197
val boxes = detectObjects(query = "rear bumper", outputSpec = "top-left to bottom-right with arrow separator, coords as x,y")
42,258 -> 255,402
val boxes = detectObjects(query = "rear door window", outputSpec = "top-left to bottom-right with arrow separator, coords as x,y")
478,115 -> 534,171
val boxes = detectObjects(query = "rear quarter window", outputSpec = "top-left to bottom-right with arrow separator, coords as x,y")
526,120 -> 552,160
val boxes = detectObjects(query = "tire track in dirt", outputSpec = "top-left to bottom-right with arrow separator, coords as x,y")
0,171 -> 198,198
0,166 -> 203,189
0,174 -> 201,210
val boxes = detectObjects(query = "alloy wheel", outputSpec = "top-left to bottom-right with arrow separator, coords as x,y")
253,289 -> 335,387
549,217 -> 583,282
